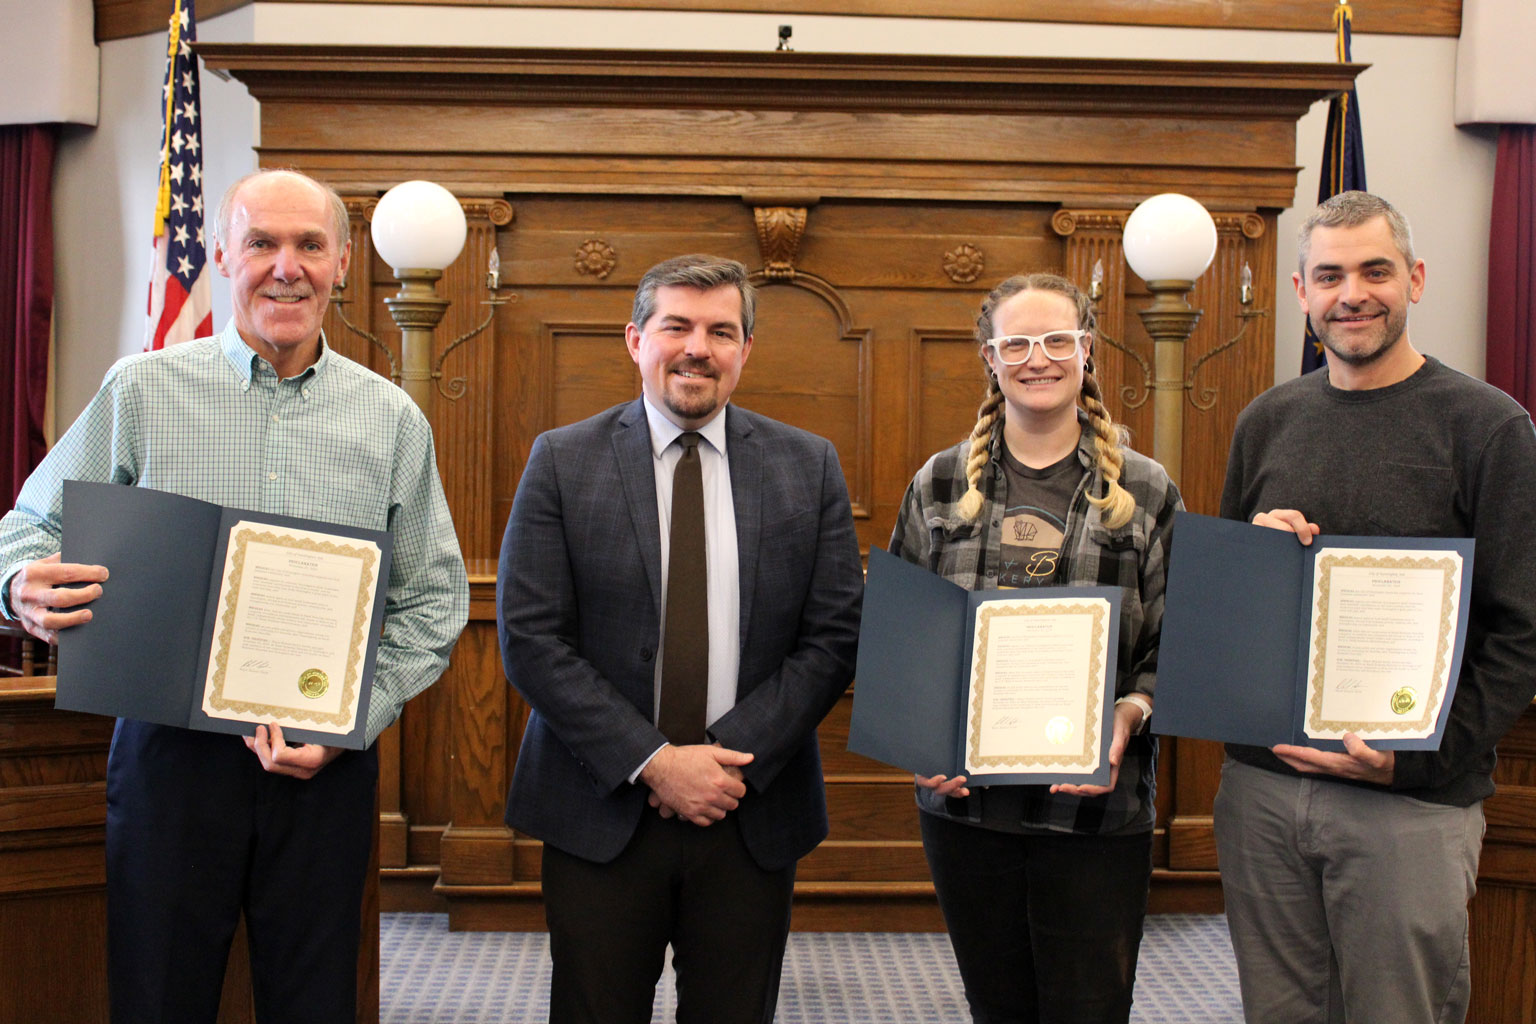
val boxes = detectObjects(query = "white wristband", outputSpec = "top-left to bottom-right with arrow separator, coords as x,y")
1115,693 -> 1152,734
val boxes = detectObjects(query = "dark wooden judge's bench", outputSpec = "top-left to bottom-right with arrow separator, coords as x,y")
2,47 -> 1531,1023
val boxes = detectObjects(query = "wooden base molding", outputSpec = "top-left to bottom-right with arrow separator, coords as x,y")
413,871 -> 1224,933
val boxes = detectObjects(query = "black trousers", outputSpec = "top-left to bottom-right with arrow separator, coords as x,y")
540,809 -> 796,1024
920,810 -> 1153,1024
105,720 -> 378,1024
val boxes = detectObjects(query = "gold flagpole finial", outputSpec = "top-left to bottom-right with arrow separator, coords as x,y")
1333,1 -> 1354,35
153,0 -> 185,237
1333,2 -> 1353,62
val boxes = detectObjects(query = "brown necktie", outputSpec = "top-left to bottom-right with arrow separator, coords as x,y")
658,432 -> 708,745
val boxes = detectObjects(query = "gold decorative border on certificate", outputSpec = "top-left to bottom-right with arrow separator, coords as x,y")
205,528 -> 378,727
1307,552 -> 1458,735
968,601 -> 1106,770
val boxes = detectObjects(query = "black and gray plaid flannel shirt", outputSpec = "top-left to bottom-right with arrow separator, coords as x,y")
888,412 -> 1181,834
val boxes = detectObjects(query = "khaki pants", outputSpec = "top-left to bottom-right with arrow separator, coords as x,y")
1214,759 -> 1484,1024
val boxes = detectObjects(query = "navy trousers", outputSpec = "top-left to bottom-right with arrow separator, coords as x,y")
105,720 -> 377,1023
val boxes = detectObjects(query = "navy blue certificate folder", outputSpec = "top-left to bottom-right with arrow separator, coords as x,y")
849,545 -> 1120,786
1154,512 -> 1473,752
55,481 -> 392,749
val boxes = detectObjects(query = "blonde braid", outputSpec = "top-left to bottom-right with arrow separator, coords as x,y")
965,271 -> 1139,526
1079,359 -> 1135,529
956,380 -> 1005,521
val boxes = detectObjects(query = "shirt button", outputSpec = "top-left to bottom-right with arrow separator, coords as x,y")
271,415 -> 279,423
268,472 -> 277,481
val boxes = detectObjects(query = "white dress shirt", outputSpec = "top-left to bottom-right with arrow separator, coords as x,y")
630,397 -> 742,778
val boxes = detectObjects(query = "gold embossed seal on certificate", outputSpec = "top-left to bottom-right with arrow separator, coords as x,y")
298,668 -> 329,700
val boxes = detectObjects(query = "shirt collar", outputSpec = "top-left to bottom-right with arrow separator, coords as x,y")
641,395 -> 729,459
986,407 -> 1096,468
217,317 -> 332,388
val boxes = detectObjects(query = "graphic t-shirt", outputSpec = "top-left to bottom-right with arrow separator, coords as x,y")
996,445 -> 1081,588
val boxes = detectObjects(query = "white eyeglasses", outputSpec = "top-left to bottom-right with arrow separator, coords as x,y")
984,330 -> 1089,365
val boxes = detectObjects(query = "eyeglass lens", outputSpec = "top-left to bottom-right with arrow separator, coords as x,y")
991,332 -> 1081,363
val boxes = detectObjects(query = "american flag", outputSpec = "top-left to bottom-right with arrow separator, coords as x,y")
1302,1 -> 1368,375
144,0 -> 212,351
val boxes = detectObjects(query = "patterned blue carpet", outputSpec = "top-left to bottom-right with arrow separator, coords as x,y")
381,912 -> 1243,1023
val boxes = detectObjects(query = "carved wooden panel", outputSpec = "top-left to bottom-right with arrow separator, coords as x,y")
908,328 -> 985,478
740,274 -> 872,518
0,680 -> 271,1023
1468,703 -> 1536,1023
0,686 -> 114,1024
1179,212 -> 1275,517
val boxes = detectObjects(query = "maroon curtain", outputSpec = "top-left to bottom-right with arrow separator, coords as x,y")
1486,124 -> 1536,411
0,123 -> 58,506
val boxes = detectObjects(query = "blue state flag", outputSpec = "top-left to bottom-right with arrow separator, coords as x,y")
1303,2 -> 1368,375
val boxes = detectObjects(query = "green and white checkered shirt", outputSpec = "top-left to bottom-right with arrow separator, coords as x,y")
0,319 -> 468,745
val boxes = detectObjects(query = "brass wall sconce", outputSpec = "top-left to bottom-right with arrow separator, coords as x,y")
333,180 -> 510,412
1088,193 -> 1268,485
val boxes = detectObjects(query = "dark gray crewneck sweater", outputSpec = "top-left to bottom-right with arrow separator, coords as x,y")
1220,356 -> 1536,806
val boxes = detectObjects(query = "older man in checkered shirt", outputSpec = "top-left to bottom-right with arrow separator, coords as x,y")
0,168 -> 467,1024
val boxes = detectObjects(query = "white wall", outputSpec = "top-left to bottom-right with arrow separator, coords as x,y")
1457,0 -> 1536,124
49,4 -> 1498,423
0,0 -> 99,126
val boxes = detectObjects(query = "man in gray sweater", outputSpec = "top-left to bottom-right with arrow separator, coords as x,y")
1216,191 -> 1536,1024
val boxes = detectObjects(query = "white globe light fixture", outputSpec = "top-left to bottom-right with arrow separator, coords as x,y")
362,180 -> 469,410
371,179 -> 468,272
1119,193 -> 1219,486
1122,192 -> 1217,285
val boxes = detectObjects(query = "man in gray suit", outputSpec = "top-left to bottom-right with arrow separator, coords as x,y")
497,254 -> 863,1024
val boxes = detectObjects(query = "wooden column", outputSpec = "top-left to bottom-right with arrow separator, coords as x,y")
434,199 -> 529,926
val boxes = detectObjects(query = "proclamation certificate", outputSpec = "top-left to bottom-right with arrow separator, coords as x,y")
1303,547 -> 1463,741
963,597 -> 1112,776
201,521 -> 382,736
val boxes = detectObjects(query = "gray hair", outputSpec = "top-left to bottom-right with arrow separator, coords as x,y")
632,254 -> 756,338
214,168 -> 350,251
1297,191 -> 1415,275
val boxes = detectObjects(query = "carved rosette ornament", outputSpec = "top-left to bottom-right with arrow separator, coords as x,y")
574,239 -> 617,279
942,243 -> 985,284
753,207 -> 808,280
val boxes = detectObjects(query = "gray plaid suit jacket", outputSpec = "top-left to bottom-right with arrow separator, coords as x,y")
497,399 -> 863,870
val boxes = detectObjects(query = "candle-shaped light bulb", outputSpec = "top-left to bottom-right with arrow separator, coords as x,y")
1090,258 -> 1105,301
1240,261 -> 1253,305
487,247 -> 501,291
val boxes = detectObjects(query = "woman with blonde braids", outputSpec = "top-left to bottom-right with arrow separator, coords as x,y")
888,272 -> 1181,1024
